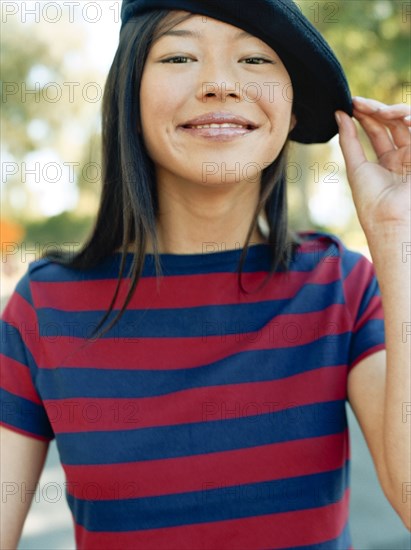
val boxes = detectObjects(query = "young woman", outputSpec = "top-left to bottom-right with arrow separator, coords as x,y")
1,1 -> 410,548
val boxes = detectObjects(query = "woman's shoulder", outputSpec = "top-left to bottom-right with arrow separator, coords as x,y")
293,229 -> 371,271
296,229 -> 343,249
295,229 -> 365,255
24,256 -> 85,284
2,256 -> 107,313
3,254 -> 120,317
24,253 -> 120,283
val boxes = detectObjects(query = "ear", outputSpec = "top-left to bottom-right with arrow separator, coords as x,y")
289,113 -> 297,132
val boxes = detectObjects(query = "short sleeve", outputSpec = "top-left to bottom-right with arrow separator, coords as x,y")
341,246 -> 386,373
1,269 -> 55,441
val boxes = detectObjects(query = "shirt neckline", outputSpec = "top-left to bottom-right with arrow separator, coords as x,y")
113,243 -> 272,269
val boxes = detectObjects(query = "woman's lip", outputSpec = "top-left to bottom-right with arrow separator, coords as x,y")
178,126 -> 257,141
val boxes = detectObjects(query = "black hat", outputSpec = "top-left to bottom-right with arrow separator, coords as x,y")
120,0 -> 353,144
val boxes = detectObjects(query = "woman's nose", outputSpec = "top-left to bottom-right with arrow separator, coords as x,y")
196,62 -> 242,102
202,81 -> 241,101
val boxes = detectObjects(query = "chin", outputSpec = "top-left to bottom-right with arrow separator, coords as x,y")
202,167 -> 262,186
198,174 -> 259,187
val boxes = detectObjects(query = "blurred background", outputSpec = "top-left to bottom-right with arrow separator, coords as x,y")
1,0 -> 410,548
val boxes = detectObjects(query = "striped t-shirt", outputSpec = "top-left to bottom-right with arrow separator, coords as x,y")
1,231 -> 385,549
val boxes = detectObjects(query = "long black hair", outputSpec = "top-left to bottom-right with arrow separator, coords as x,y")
45,10 -> 301,339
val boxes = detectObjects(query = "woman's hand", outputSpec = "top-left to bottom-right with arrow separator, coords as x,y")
336,97 -> 411,234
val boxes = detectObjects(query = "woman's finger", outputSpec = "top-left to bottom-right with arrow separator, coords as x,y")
335,110 -> 367,180
353,107 -> 411,150
352,97 -> 411,121
353,110 -> 396,159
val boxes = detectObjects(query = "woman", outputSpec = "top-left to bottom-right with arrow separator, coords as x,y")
1,1 -> 410,548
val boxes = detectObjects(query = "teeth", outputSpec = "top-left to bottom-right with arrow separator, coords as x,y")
189,123 -> 248,129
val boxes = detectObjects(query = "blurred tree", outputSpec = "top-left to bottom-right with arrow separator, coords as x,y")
1,16 -> 100,156
23,211 -> 94,248
299,0 -> 410,103
1,25 -> 50,157
1,13 -> 103,232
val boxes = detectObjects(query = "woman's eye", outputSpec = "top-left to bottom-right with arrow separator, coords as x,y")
161,56 -> 273,64
161,56 -> 193,64
242,57 -> 273,64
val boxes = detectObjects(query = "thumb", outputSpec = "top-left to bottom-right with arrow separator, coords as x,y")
335,110 -> 367,183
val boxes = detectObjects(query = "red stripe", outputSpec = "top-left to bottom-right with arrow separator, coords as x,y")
64,431 -> 348,500
38,304 -> 351,369
74,488 -> 350,549
46,364 -> 346,433
0,355 -> 42,404
343,256 -> 373,323
355,295 -> 383,331
31,265 -> 341,311
2,293 -> 41,362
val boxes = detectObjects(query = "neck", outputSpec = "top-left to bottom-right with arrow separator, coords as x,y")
149,170 -> 267,254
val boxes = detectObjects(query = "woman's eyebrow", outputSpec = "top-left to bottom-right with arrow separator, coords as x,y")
161,29 -> 254,40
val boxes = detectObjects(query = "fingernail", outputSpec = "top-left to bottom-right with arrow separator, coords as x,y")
352,96 -> 367,102
335,111 -> 342,125
404,115 -> 411,122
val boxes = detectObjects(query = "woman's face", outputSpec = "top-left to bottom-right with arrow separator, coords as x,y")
140,12 -> 296,187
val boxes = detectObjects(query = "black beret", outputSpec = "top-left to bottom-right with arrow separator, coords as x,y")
120,0 -> 353,144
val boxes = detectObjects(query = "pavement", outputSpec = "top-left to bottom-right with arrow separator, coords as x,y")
15,405 -> 411,550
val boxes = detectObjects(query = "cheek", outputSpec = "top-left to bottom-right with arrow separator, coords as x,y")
264,80 -> 294,127
140,76 -> 183,139
139,76 -> 181,165
140,81 -> 166,150
264,98 -> 293,133
140,76 -> 159,126
141,68 -> 183,111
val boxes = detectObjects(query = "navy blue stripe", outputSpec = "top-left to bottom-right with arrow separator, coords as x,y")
340,246 -> 360,281
57,400 -> 347,465
66,460 -> 350,531
30,246 -> 272,281
36,280 -> 345,339
14,271 -> 33,305
356,273 -> 381,323
301,231 -> 340,246
28,236 -> 342,281
349,319 -> 385,365
37,334 -> 351,400
0,388 -> 54,440
274,520 -> 352,550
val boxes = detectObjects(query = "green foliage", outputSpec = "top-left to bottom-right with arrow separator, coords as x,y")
299,0 -> 410,102
21,212 -> 94,249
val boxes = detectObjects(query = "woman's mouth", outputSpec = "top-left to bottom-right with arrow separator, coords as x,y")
178,123 -> 257,141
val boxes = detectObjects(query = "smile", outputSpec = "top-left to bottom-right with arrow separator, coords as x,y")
178,124 -> 257,142
185,123 -> 251,129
